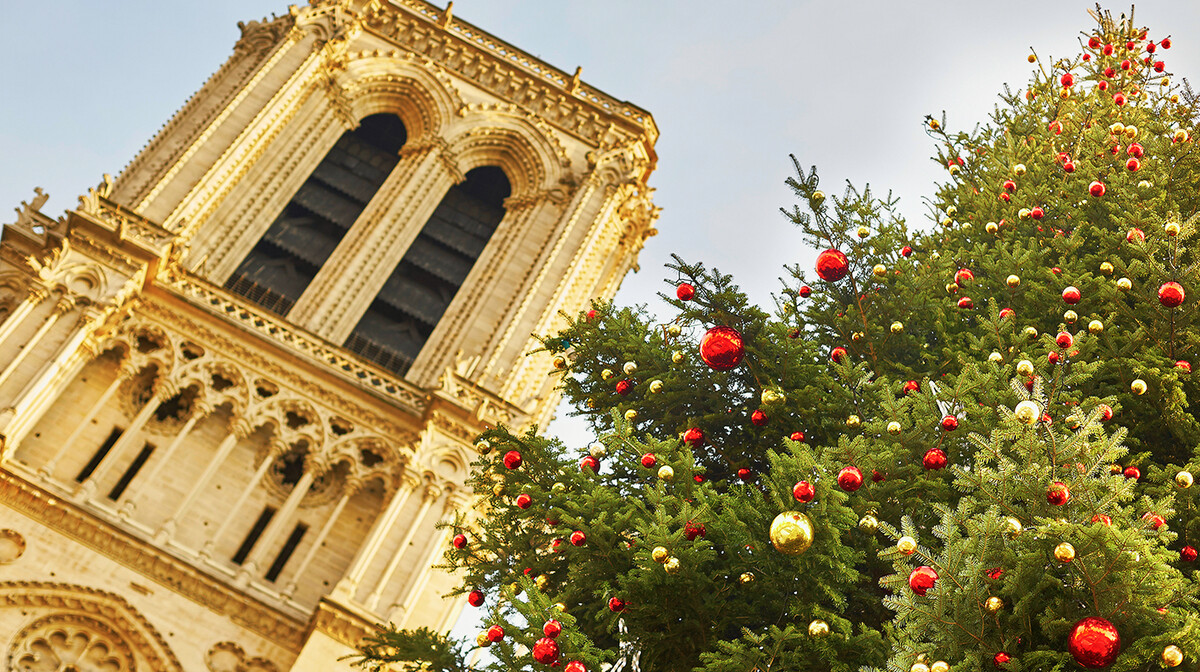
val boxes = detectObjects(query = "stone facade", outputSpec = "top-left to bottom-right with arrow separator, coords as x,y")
0,1 -> 658,669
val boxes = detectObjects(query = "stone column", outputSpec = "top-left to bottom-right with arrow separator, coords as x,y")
0,285 -> 49,347
389,487 -> 470,622
235,467 -> 316,585
282,481 -> 355,599
0,294 -> 74,390
364,482 -> 442,612
156,420 -> 245,543
200,441 -> 284,558
331,471 -> 421,601
119,400 -> 212,518
38,360 -> 135,480
75,382 -> 172,502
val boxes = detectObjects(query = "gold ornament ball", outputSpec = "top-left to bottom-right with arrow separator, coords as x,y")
663,557 -> 681,574
1175,129 -> 1189,143
1014,400 -> 1040,425
586,397 -> 596,409
553,602 -> 568,612
859,514 -> 879,533
671,350 -> 685,363
911,663 -> 931,672
986,221 -> 999,234
553,355 -> 568,370
988,352 -> 1003,363
931,661 -> 950,672
931,251 -> 941,260
1005,517 -> 1023,538
1016,359 -> 1035,376
1063,310 -> 1078,324
1166,221 -> 1182,236
1088,320 -> 1104,334
946,283 -> 959,295
770,511 -> 815,555
811,190 -> 825,204
1100,261 -> 1114,275
897,536 -> 918,555
589,441 -> 607,458
891,321 -> 904,334
929,119 -> 941,130
1131,379 -> 1148,395
652,546 -> 670,563
1125,124 -> 1138,138
1014,163 -> 1027,176
623,361 -> 638,375
948,164 -> 960,175
874,264 -> 888,278
476,439 -> 492,455
649,379 -> 664,394
1110,122 -> 1126,135
1139,179 -> 1153,190
1007,274 -> 1021,288
985,596 -> 1004,613
658,465 -> 675,481
667,323 -> 682,336
1024,326 -> 1039,339
536,574 -> 550,590
476,632 -> 492,647
940,217 -> 953,228
625,409 -> 638,421
857,225 -> 871,238
887,421 -> 902,435
852,331 -> 865,342
761,388 -> 786,406
1116,277 -> 1132,292
946,205 -> 958,216
846,414 -> 862,428
1018,208 -> 1031,219
1163,645 -> 1184,668
1162,77 -> 1171,87
601,368 -> 614,380
808,619 -> 830,637
492,483 -> 505,497
1054,541 -> 1076,563
739,571 -> 755,584
1175,471 -> 1193,489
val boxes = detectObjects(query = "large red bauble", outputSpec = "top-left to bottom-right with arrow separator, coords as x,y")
608,596 -> 626,612
684,520 -> 707,540
993,652 -> 1011,667
1088,36 -> 1101,48
901,245 -> 913,257
1068,617 -> 1121,668
750,410 -> 767,426
516,493 -> 533,509
1048,351 -> 1060,365
1047,481 -> 1071,506
1061,72 -> 1074,87
908,566 -> 938,595
543,619 -> 562,638
1063,161 -> 1076,173
941,415 -> 959,431
1123,466 -> 1140,480
615,379 -> 632,395
700,326 -> 745,371
487,625 -> 506,642
1159,281 -> 1185,307
1127,228 -> 1145,243
872,470 -> 886,483
640,452 -> 657,468
837,466 -> 864,491
793,480 -> 815,502
957,296 -> 974,310
580,456 -> 599,472
504,451 -> 523,469
676,283 -> 695,301
815,249 -> 850,282
999,307 -> 1014,320
1098,404 -> 1113,421
570,530 -> 587,546
1062,286 -> 1081,305
1113,93 -> 1127,106
789,430 -> 806,442
468,589 -> 485,606
903,380 -> 919,394
1089,181 -> 1106,197
955,268 -> 975,284
1162,37 -> 1172,49
564,662 -> 588,672
1003,179 -> 1016,192
1182,545 -> 1198,562
923,447 -> 948,470
532,637 -> 560,664
1092,514 -> 1112,526
798,284 -> 812,298
1128,142 -> 1144,157
1030,206 -> 1044,219
1144,512 -> 1166,530
453,533 -> 468,549
1056,332 -> 1074,348
831,346 -> 848,363
1178,360 -> 1193,373
684,427 -> 705,446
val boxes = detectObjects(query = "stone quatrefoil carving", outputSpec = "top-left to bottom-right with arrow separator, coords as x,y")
9,615 -> 133,672
205,641 -> 279,672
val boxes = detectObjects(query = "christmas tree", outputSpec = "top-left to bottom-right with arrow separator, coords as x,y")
353,8 -> 1200,672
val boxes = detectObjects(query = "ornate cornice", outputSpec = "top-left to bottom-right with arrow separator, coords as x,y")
309,598 -> 379,649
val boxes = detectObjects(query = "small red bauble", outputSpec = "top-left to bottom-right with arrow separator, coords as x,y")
999,308 -> 1014,320
453,533 -> 468,549
684,520 -> 707,540
831,346 -> 847,363
1144,512 -> 1166,530
994,652 -> 1011,668
1098,80 -> 1109,91
1162,37 -> 1172,49
1052,267 -> 1063,276
586,309 -> 597,321
1148,41 -> 1157,52
1062,286 -> 1081,305
640,453 -> 657,468
580,456 -> 599,472
1126,157 -> 1140,171
1047,481 -> 1071,506
999,192 -> 1011,202
837,465 -> 864,492
676,283 -> 695,301
532,637 -> 560,664
1182,545 -> 1198,562
923,447 -> 948,470
901,245 -> 913,257
986,567 -> 1004,580
1089,180 -> 1106,197
1120,58 -> 1132,70
1177,360 -> 1192,373
815,248 -> 850,282
1128,142 -> 1144,157
516,493 -> 532,509
793,480 -> 815,502
798,284 -> 812,298
908,566 -> 938,596
1103,43 -> 1114,55
564,662 -> 587,672
957,296 -> 974,310
1114,93 -> 1127,106
941,415 -> 959,431
684,427 -> 705,446
1127,228 -> 1145,243
750,410 -> 767,426
1092,514 -> 1112,526
1003,179 -> 1016,192
543,619 -> 562,638
570,530 -> 587,546
1159,281 -> 1185,308
615,379 -> 632,395
504,451 -> 523,469
487,625 -> 505,643
1098,404 -> 1113,421
1061,73 -> 1074,87
955,268 -> 975,284
1123,465 -> 1140,480
1030,206 -> 1044,219
608,596 -> 626,612
737,467 -> 752,480
1068,617 -> 1120,669
903,380 -> 919,394
872,470 -> 885,483
694,474 -> 705,483
468,589 -> 485,606
790,431 -> 806,442
1063,161 -> 1076,173
1056,331 -> 1074,348
1088,36 -> 1101,48
700,326 -> 745,371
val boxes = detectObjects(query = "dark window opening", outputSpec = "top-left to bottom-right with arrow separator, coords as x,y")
278,450 -> 307,487
345,166 -> 510,375
232,506 -> 276,565
265,523 -> 308,582
107,442 -> 155,500
153,388 -> 196,422
75,427 -> 124,483
226,114 -> 407,316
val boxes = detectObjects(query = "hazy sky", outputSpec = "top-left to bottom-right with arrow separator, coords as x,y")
5,1 -> 1200,452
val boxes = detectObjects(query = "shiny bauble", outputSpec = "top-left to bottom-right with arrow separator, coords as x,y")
1055,542 -> 1076,562
985,596 -> 1004,613
859,514 -> 879,533
986,221 -> 999,234
535,574 -> 549,590
476,632 -> 491,647
808,619 -> 830,637
908,566 -> 938,595
608,596 -> 626,612
846,414 -> 862,428
1068,617 -> 1120,668
1088,320 -> 1103,334
911,664 -> 930,672
988,352 -> 1003,363
1176,471 -> 1193,488
601,368 -> 614,380
475,439 -> 491,455
553,355 -> 567,370
770,511 -> 815,555
624,409 -> 638,421
1159,281 -> 1186,307
1014,163 -> 1027,175
589,441 -> 606,458
1016,359 -> 1034,376
815,248 -> 850,282
1063,310 -> 1078,324
957,296 -> 974,309
1014,400 -> 1040,425
837,466 -> 864,491
873,263 -> 887,278
648,379 -> 663,394
897,536 -> 918,555
1116,277 -> 1132,291
486,625 -> 505,643
1162,645 -> 1184,668
672,350 -> 684,363
941,415 -> 959,431
700,326 -> 745,371
564,662 -> 587,672
1131,379 -> 1147,395
551,482 -> 566,493
667,323 -> 681,336
739,571 -> 755,584
570,530 -> 587,547
676,283 -> 695,301
891,321 -> 904,334
1166,221 -> 1181,236
1062,286 -> 1082,304
930,661 -> 950,672
792,480 -> 815,502
1047,481 -> 1071,506
658,465 -> 674,481
1024,326 -> 1039,338
887,421 -> 902,435
1181,546 -> 1197,562
532,637 -> 560,664
1099,261 -> 1114,275
515,493 -> 532,509
622,361 -> 637,375
993,652 -> 1010,667
652,546 -> 669,563
761,388 -> 786,406
1005,517 -> 1023,538
468,589 -> 485,606
503,450 -> 523,469
663,557 -> 681,574
683,427 -> 705,446
923,448 -> 948,470
811,190 -> 826,203
1006,274 -> 1020,288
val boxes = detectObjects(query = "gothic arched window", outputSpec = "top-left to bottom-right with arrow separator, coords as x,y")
344,166 -> 510,375
225,114 -> 407,316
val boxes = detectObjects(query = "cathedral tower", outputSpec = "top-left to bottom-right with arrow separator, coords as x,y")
0,1 -> 658,668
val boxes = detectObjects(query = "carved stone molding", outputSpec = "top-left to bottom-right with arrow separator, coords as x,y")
310,598 -> 379,649
206,640 -> 280,672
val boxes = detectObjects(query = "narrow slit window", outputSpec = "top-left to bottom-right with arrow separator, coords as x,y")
107,442 -> 155,500
75,426 -> 124,483
225,114 -> 407,316
344,166 -> 510,375
232,506 -> 276,565
265,522 -> 308,582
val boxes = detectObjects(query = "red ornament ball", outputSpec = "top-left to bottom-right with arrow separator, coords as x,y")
987,567 -> 1004,580
1103,44 -> 1114,56
815,248 -> 850,282
901,245 -> 913,257
903,380 -> 919,394
1048,351 -> 1060,365
1062,286 -> 1081,305
1031,206 -> 1044,219
1159,281 -> 1185,308
684,427 -> 705,446
1056,331 -> 1074,348
1063,161 -> 1076,173
1177,360 -> 1192,373
955,268 -> 975,284
532,637 -> 560,664
872,469 -> 886,483
487,625 -> 506,643
837,466 -> 864,492
694,474 -> 705,483
1061,73 -> 1074,87
1092,514 -> 1112,526
737,467 -> 752,480
1181,545 -> 1198,562
468,589 -> 485,606
684,520 -> 707,540
516,493 -> 532,509
908,566 -> 938,595
799,284 -> 812,298
1098,404 -> 1113,421
580,456 -> 599,473
790,431 -> 806,442
957,296 -> 974,310
1068,617 -> 1121,669
453,533 -> 468,549
1088,36 -> 1101,48
1003,179 -> 1016,192
750,410 -> 768,426
1128,142 -> 1144,157
504,451 -> 523,469
1123,465 -> 1140,480
831,346 -> 848,363
1114,93 -> 1127,106
1089,181 -> 1106,197
564,662 -> 587,672
993,652 -> 1011,668
1162,37 -> 1172,49
570,530 -> 587,546
1047,481 -> 1071,506
700,326 -> 745,371
640,453 -> 657,468
608,596 -> 626,612
586,309 -> 597,321
676,283 -> 695,301
615,379 -> 632,395
543,619 -> 562,638
1144,512 -> 1167,530
1000,307 -> 1014,319
1127,228 -> 1145,243
793,480 -> 815,502
923,447 -> 948,470
941,415 -> 959,431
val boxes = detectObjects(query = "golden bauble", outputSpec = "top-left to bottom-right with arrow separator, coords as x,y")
770,511 -> 815,555
476,632 -> 492,647
1175,129 -> 1189,143
589,442 -> 607,458
663,557 -> 681,574
667,323 -> 682,336
1014,400 -> 1040,425
1024,326 -> 1039,338
649,379 -> 664,394
808,619 -> 830,637
1016,359 -> 1035,376
1125,125 -> 1138,138
911,663 -> 930,672
859,514 -> 879,533
1100,261 -> 1114,275
1088,320 -> 1104,334
624,409 -> 638,421
1116,277 -> 1132,291
846,414 -> 862,428
601,368 -> 614,380
761,388 -> 786,406
852,331 -> 864,342
897,536 -> 918,555
946,205 -> 957,216
536,574 -> 550,590
929,119 -> 941,130
492,483 -> 505,497
1139,179 -> 1153,189
553,601 -> 568,612
1007,274 -> 1021,288
946,283 -> 959,295
930,661 -> 950,672
931,251 -> 941,260
948,164 -> 961,175
891,321 -> 904,334
1005,517 -> 1023,538
1172,93 -> 1181,103
811,190 -> 825,203
1175,471 -> 1194,489
1014,163 -> 1027,176
739,571 -> 755,584
1162,645 -> 1184,668
1131,379 -> 1148,395
985,596 -> 1004,613
857,225 -> 871,238
652,546 -> 670,563
874,264 -> 888,278
1018,207 -> 1032,219
1054,541 -> 1076,563
1063,310 -> 1078,324
988,352 -> 1003,363
1110,122 -> 1126,135
1166,221 -> 1181,236
658,465 -> 675,481
986,221 -> 999,234
553,355 -> 568,370
672,350 -> 684,363
940,217 -> 953,228
887,421 -> 902,435
476,439 -> 492,455
623,361 -> 638,375
586,397 -> 596,409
